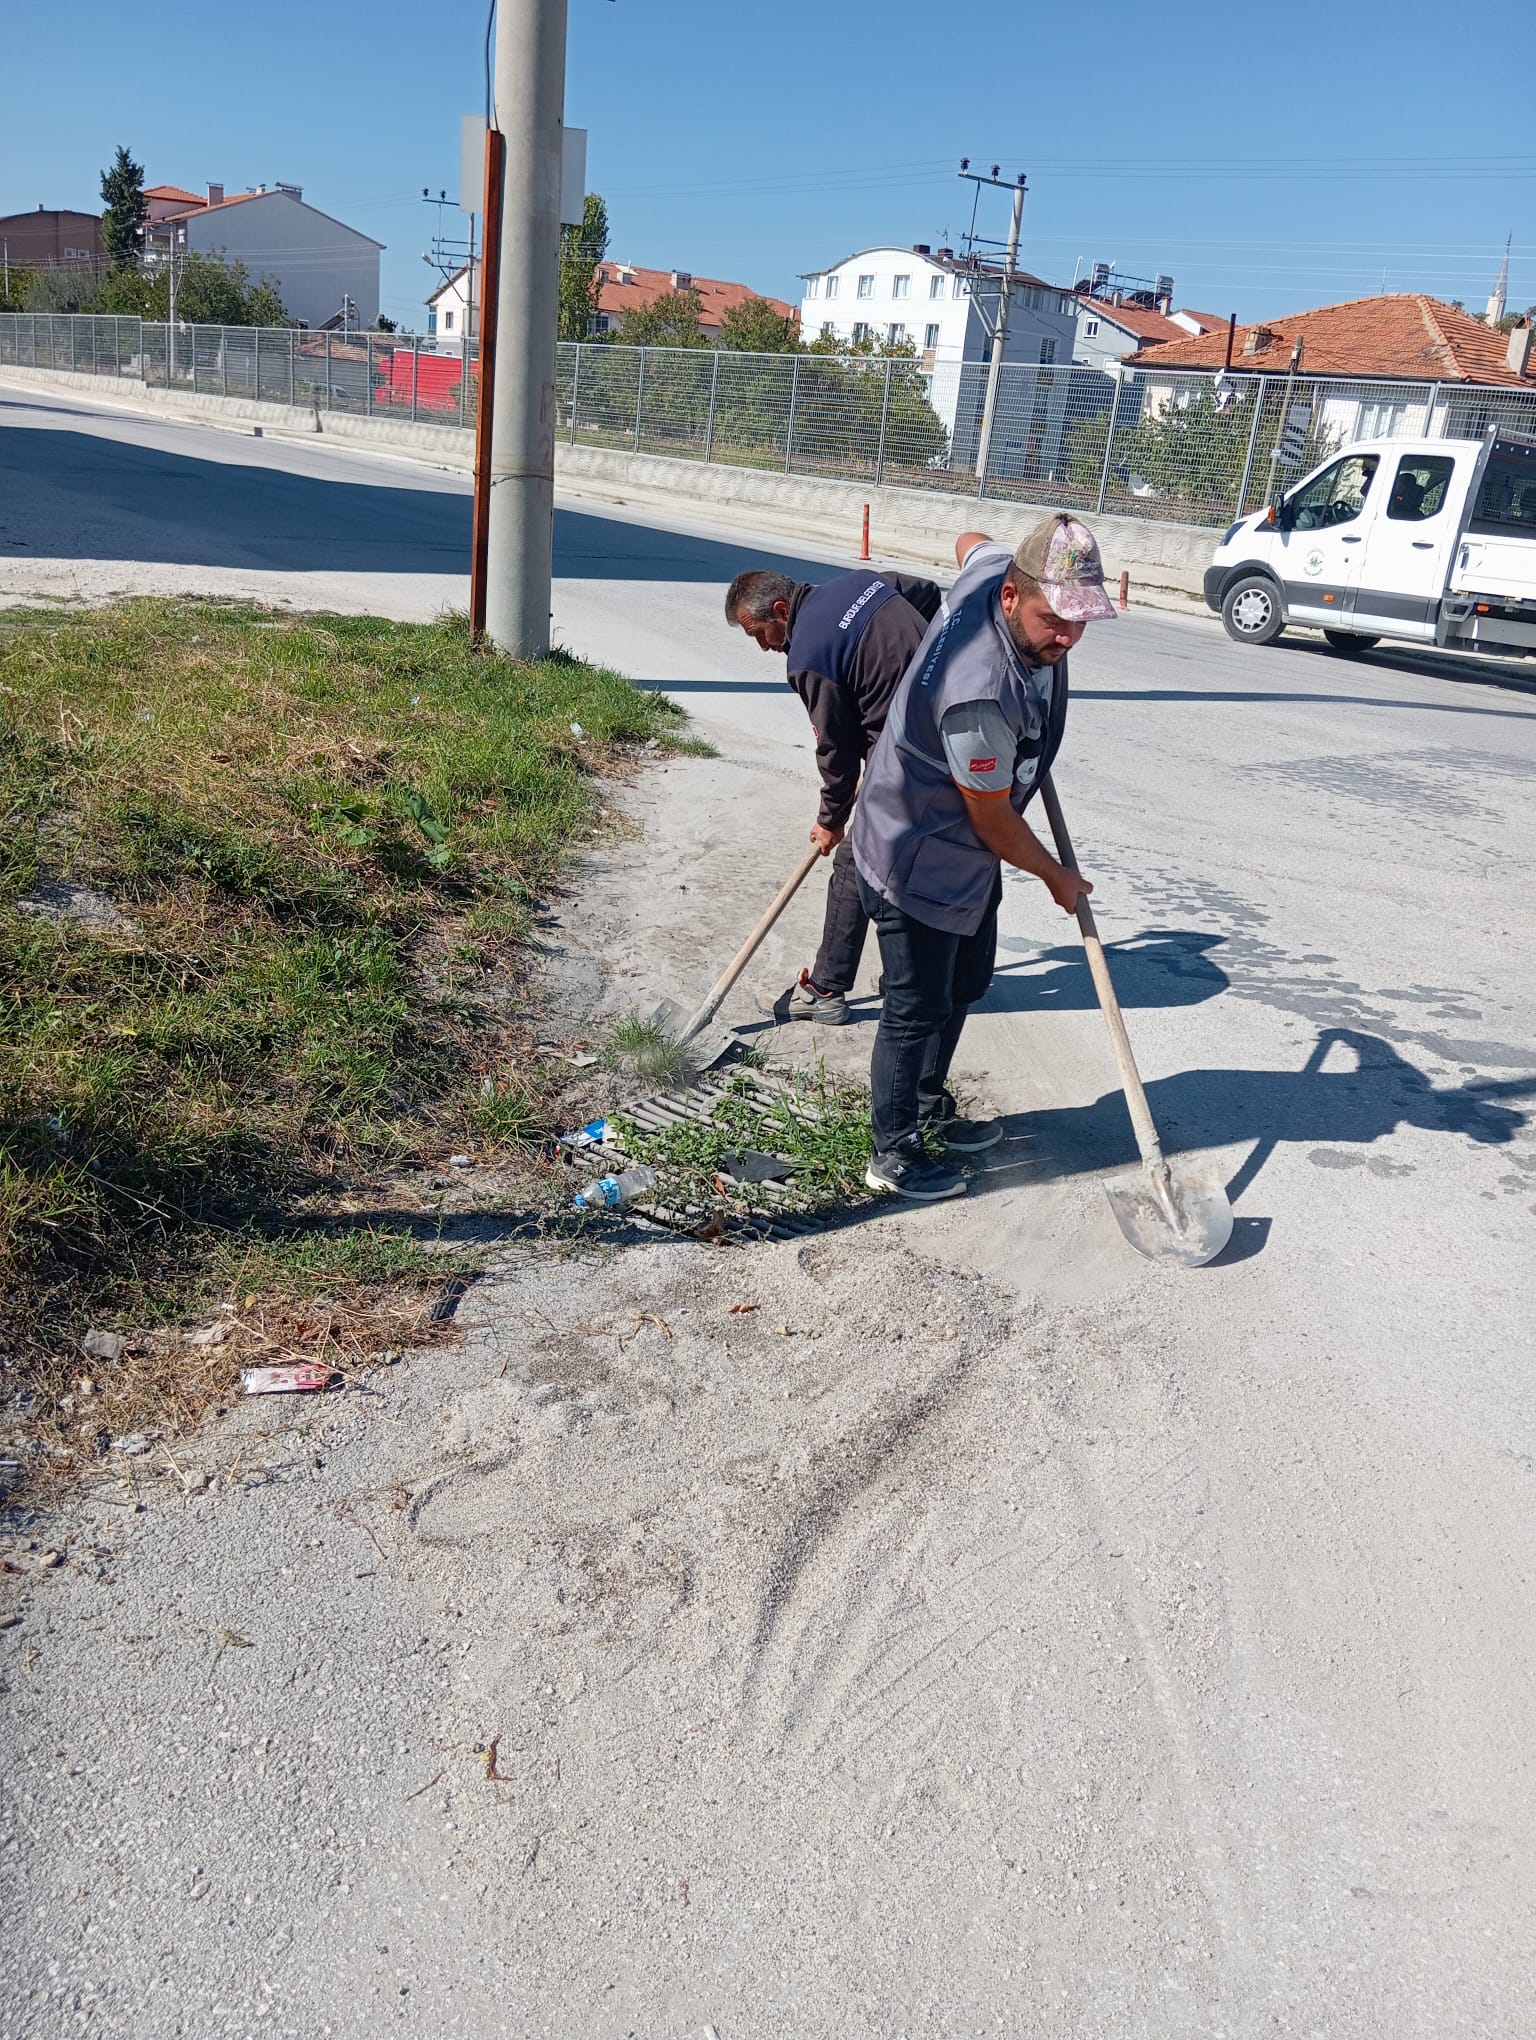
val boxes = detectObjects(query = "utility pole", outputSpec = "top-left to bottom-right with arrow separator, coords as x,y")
167,235 -> 180,386
960,162 -> 1027,486
484,0 -> 569,659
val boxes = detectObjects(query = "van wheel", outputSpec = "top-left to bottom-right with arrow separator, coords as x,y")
1221,574 -> 1285,646
1323,630 -> 1381,653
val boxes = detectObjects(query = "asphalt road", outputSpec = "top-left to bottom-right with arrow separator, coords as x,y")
4,378 -> 1536,2037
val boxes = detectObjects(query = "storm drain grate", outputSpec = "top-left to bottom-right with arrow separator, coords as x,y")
569,1068 -> 875,1242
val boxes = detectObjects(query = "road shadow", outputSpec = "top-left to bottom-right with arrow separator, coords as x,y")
1279,632 -> 1536,700
2,424 -> 845,582
964,1025 -> 1534,1207
1071,685 -> 1536,721
985,929 -> 1229,1014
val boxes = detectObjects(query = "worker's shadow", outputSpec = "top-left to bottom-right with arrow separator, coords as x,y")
983,929 -> 1229,1013
970,1026 -> 1534,1217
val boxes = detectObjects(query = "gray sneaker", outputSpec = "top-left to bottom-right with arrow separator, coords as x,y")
787,970 -> 849,1026
928,1113 -> 1003,1152
865,1144 -> 967,1201
923,1095 -> 1003,1151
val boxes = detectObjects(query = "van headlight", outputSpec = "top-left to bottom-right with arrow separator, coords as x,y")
1220,520 -> 1246,546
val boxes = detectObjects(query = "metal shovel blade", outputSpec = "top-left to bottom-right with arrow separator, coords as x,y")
1104,1158 -> 1234,1268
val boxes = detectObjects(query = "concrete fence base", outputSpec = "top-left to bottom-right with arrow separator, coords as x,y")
1,362 -> 1216,607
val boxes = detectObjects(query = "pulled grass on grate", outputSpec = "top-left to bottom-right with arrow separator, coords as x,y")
0,598 -> 692,1468
608,1065 -> 874,1218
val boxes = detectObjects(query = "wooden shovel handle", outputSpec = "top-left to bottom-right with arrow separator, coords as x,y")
1038,774 -> 1166,1171
679,843 -> 825,1042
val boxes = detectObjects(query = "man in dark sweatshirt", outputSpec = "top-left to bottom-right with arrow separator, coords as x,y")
724,563 -> 942,1023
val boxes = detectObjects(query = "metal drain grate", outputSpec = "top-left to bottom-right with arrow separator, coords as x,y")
570,1068 -> 873,1241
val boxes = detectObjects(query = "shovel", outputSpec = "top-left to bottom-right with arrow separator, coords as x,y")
669,842 -> 824,1045
1038,774 -> 1234,1268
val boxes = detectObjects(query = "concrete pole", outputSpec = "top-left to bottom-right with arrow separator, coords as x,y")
974,182 -> 1024,488
485,0 -> 569,659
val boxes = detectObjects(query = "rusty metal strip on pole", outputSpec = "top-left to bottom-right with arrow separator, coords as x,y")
470,126 -> 506,642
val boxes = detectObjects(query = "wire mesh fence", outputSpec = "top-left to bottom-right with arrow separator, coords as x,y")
5,313 -> 1535,532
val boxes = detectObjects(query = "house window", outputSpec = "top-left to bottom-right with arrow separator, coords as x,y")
443,309 -> 454,331
852,321 -> 871,343
1039,339 -> 1057,364
892,274 -> 909,300
1085,319 -> 1100,337
1358,398 -> 1409,439
825,274 -> 839,299
924,323 -> 941,349
807,276 -> 821,298
856,274 -> 874,299
929,274 -> 945,299
952,276 -> 966,299
888,322 -> 906,345
821,321 -> 835,339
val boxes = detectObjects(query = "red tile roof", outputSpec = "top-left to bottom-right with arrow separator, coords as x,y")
158,189 -> 270,223
144,184 -> 204,206
1079,297 -> 1187,345
1129,293 -> 1535,387
595,264 -> 796,330
1172,309 -> 1227,335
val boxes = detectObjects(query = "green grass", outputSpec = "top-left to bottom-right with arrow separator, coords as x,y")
599,1009 -> 705,1091
0,598 -> 691,1370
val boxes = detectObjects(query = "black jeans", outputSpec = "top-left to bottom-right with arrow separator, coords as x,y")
856,869 -> 1000,1155
811,839 -> 870,995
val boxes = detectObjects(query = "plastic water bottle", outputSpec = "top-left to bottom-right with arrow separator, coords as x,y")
572,1164 -> 655,1212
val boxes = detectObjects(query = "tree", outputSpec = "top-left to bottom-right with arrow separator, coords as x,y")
1496,304 -> 1536,335
615,287 -> 707,348
375,313 -> 397,333
24,267 -> 100,313
717,296 -> 800,354
1,264 -> 38,313
558,192 -> 608,341
91,252 -> 287,326
100,145 -> 148,271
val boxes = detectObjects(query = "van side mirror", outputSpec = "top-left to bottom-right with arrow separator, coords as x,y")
1275,500 -> 1295,532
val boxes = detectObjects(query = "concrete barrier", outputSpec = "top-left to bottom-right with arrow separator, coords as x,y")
1,362 -> 1215,606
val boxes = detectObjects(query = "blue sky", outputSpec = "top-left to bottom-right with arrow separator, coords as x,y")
6,0 -> 1531,330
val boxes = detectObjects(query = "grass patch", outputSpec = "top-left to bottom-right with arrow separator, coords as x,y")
599,1009 -> 705,1092
0,598 -> 690,1479
609,1065 -> 874,1218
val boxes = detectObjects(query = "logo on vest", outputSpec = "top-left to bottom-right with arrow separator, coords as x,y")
969,756 -> 997,773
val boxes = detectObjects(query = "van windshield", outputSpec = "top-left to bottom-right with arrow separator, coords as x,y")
1470,443 -> 1536,538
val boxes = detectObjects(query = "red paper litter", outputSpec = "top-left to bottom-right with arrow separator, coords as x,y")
241,1364 -> 338,1396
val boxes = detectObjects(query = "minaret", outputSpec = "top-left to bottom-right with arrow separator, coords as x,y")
1485,235 -> 1511,327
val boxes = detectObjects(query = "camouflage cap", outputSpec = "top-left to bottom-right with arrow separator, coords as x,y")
1012,513 -> 1117,623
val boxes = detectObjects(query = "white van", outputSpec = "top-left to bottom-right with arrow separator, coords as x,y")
1204,430 -> 1536,657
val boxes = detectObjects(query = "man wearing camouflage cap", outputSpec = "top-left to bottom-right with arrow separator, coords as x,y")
850,512 -> 1116,1200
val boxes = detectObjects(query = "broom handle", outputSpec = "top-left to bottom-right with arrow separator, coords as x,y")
678,843 -> 825,1042
1037,774 -> 1165,1171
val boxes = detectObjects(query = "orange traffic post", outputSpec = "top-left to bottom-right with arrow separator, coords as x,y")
860,502 -> 870,561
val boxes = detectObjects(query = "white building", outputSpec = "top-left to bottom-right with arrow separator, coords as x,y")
146,183 -> 384,330
801,242 -> 1076,367
425,264 -> 479,342
800,243 -> 1080,473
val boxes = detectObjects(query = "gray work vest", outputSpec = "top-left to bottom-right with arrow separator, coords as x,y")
851,542 -> 1069,935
